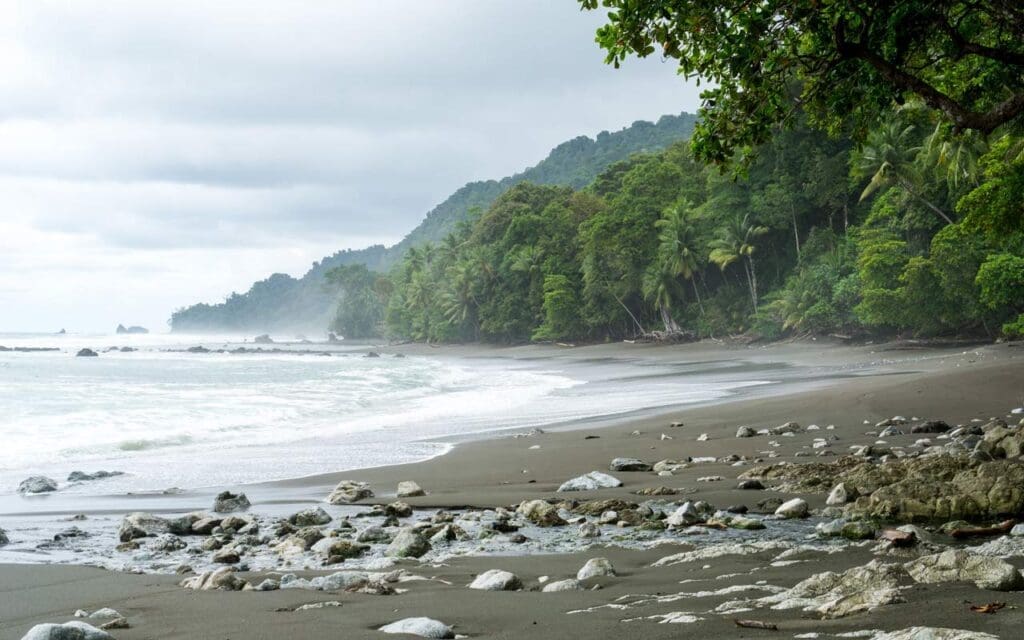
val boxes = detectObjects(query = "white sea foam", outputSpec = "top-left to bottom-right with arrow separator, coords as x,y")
0,333 -> 771,496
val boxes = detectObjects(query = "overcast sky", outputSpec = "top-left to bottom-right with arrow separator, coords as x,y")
0,1 -> 700,333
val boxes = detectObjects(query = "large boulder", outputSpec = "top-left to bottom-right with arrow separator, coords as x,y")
468,569 -> 522,591
576,557 -> 615,580
905,549 -> 1024,591
18,476 -> 58,494
385,529 -> 430,558
288,506 -> 331,527
874,628 -> 998,640
665,501 -> 714,527
755,559 -> 907,619
379,618 -> 454,639
118,512 -> 171,542
517,500 -> 566,527
609,458 -> 652,472
396,481 -> 426,498
20,621 -> 113,640
775,498 -> 809,519
326,480 -> 374,504
212,491 -> 250,513
179,566 -> 248,591
542,578 -> 584,592
557,471 -> 623,492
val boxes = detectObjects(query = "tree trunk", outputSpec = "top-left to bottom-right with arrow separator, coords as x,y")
611,290 -> 645,336
690,278 -> 705,316
659,305 -> 680,333
897,175 -> 954,225
791,206 -> 801,262
746,254 -> 759,313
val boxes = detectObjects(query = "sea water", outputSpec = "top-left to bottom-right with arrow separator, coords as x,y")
0,332 -> 772,498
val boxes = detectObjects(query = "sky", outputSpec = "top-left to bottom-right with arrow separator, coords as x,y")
0,1 -> 701,333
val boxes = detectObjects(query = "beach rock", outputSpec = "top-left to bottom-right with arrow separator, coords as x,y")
840,520 -> 877,540
254,578 -> 280,591
578,522 -> 601,538
769,421 -> 801,435
609,457 -> 652,472
468,569 -> 522,591
212,548 -> 240,564
326,480 -> 374,504
85,609 -> 120,621
18,476 -> 58,494
517,499 -> 567,527
774,498 -> 809,519
910,420 -> 951,434
736,426 -> 757,438
20,621 -> 113,640
397,480 -> 426,498
253,334 -> 273,344
191,517 -> 221,534
0,528 -> 8,545
383,501 -> 413,518
379,617 -> 454,639
817,517 -> 846,538
385,528 -> 430,558
757,559 -> 906,619
75,349 -> 99,357
321,540 -> 369,563
737,479 -> 764,490
826,483 -> 851,506
212,491 -> 250,513
355,525 -> 389,543
543,578 -> 584,592
288,506 -> 331,527
577,557 -> 615,580
728,515 -> 765,530
556,471 -> 622,492
904,549 -> 1024,591
873,628 -> 999,640
666,501 -> 713,526
118,512 -> 171,542
150,533 -> 187,552
179,566 -> 248,591
67,471 -> 123,482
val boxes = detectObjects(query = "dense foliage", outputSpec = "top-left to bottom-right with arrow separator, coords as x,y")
368,111 -> 1023,343
579,1 -> 1024,165
169,114 -> 696,333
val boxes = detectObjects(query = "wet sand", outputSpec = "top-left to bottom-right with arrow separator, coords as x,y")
2,339 -> 1023,639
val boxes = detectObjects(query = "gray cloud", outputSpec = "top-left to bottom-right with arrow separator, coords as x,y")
0,0 -> 700,332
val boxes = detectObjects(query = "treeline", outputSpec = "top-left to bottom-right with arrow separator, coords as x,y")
326,111 -> 1024,343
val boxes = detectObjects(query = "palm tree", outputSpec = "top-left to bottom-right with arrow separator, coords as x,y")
922,122 -> 988,197
709,213 -> 769,312
642,263 -> 682,333
654,204 -> 705,315
440,261 -> 479,339
855,121 -> 953,225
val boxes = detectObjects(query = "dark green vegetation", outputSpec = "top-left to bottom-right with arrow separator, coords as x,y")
175,2 -> 1023,342
170,114 -> 697,333
373,114 -> 1023,343
579,1 -> 1024,164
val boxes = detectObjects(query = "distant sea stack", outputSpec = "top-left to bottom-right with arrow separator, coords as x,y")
116,324 -> 149,335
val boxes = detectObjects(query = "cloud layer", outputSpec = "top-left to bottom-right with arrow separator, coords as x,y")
0,1 -> 700,332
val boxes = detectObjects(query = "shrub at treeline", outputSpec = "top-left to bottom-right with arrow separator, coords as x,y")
326,112 -> 1023,343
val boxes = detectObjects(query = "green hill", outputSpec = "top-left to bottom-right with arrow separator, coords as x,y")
169,113 -> 697,333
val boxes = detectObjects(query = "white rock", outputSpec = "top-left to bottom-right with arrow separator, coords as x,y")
826,483 -> 849,506
20,621 -> 113,640
1011,524 -> 1024,537
542,578 -> 584,592
556,471 -> 622,492
87,608 -> 121,619
468,569 -> 522,591
396,480 -> 426,498
775,498 -> 809,519
873,628 -> 999,640
576,557 -> 616,580
379,617 -> 454,639
697,433 -> 709,441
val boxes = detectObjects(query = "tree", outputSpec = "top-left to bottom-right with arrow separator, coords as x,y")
653,203 -> 705,315
709,213 -> 769,312
579,1 -> 1024,163
854,120 -> 955,225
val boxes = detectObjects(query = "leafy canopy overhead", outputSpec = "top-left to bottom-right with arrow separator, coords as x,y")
578,1 -> 1024,163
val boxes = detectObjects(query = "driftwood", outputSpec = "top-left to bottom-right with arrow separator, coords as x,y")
735,619 -> 779,630
969,602 -> 1007,614
950,519 -> 1016,539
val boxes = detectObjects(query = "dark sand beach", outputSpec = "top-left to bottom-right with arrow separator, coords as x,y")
3,339 -> 1023,639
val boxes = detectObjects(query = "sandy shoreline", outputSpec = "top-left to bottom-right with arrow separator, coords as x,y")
2,339 -> 1023,639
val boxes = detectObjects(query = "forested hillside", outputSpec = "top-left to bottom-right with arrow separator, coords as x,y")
337,111 -> 1022,343
170,113 -> 697,333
